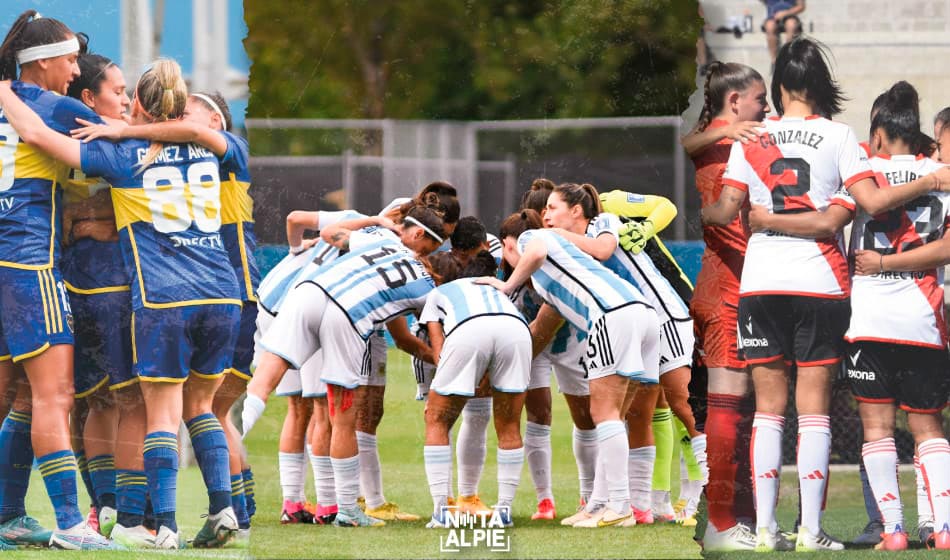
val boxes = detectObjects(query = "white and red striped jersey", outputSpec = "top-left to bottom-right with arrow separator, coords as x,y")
722,116 -> 873,298
839,154 -> 950,348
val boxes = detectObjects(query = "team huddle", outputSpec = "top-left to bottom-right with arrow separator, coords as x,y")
1,5 -> 950,556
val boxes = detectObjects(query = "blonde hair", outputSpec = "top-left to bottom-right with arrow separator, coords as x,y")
135,58 -> 188,170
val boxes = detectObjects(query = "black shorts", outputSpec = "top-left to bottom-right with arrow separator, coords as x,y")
737,295 -> 850,367
762,15 -> 801,34
846,341 -> 950,413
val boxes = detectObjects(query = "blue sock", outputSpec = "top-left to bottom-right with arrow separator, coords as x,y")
242,468 -> 255,518
36,450 -> 83,530
76,451 -> 98,509
185,414 -> 231,515
143,432 -> 179,533
87,455 -> 116,509
0,410 -> 33,521
230,474 -> 249,529
115,469 -> 147,528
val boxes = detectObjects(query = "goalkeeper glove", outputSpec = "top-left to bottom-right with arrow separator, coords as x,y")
619,220 -> 655,254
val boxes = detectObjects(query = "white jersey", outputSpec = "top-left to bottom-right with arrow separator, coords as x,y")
591,213 -> 691,322
487,232 -> 503,262
420,277 -> 527,337
840,155 -> 950,348
256,210 -> 363,314
516,229 -> 648,336
723,116 -> 873,298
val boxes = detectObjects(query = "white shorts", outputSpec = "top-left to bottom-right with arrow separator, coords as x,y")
586,305 -> 660,384
359,331 -> 388,387
430,316 -> 531,396
261,282 -> 369,390
258,305 -> 305,397
659,318 -> 694,376
528,348 -> 553,391
550,333 -> 589,397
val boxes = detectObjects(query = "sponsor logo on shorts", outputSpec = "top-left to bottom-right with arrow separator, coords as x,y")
847,369 -> 875,381
849,350 -> 862,366
741,337 -> 768,348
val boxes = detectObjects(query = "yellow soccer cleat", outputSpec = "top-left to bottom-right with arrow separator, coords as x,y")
456,495 -> 493,516
364,502 -> 421,522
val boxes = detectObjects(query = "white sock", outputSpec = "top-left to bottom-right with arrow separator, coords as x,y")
916,453 -> 934,527
919,438 -> 950,531
628,445 -> 656,511
456,397 -> 491,496
309,453 -> 336,507
690,433 -> 709,484
597,420 -> 630,513
278,451 -> 306,503
573,427 -> 598,503
330,455 -> 361,512
356,431 -> 385,509
524,422 -> 553,501
752,413 -> 784,531
424,445 -> 452,513
241,394 -> 266,437
862,438 -> 902,533
496,447 -> 525,509
798,415 -> 831,536
447,427 -> 455,500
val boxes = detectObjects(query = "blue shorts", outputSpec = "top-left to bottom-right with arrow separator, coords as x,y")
0,267 -> 73,362
230,301 -> 258,381
69,289 -> 133,396
133,304 -> 241,382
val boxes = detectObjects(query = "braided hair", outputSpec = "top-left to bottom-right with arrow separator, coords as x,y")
696,61 -> 765,131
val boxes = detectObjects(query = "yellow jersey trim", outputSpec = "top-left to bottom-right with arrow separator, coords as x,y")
139,376 -> 188,384
64,281 -> 130,295
13,341 -> 51,363
130,311 -> 138,365
38,271 -> 51,336
229,368 -> 251,382
190,369 -> 227,380
237,222 -> 257,302
0,354 -> 11,362
75,375 -> 110,399
109,377 -> 141,391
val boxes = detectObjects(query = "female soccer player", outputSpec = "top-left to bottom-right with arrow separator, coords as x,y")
680,60 -> 769,551
0,11 -> 116,550
247,207 -> 444,527
701,37 -> 950,551
421,251 -> 531,528
0,58 -> 246,550
61,52 -> 130,540
480,209 -> 659,528
754,81 -> 950,551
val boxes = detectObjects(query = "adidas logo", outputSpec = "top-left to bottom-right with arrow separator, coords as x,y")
879,492 -> 899,502
758,469 -> 780,479
801,469 -> 825,480
849,349 -> 862,366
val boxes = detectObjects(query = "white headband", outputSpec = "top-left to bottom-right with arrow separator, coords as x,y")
191,93 -> 227,128
404,216 -> 443,244
16,37 -> 79,65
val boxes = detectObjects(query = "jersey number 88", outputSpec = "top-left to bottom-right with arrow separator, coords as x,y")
142,162 -> 221,234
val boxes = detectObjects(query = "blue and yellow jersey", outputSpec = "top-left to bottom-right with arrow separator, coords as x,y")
0,81 -> 101,269
79,138 -> 240,309
218,131 -> 260,301
59,169 -> 128,293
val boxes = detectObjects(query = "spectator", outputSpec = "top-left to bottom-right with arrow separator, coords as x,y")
762,0 -> 806,65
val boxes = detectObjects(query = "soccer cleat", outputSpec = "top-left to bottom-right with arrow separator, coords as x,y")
672,509 -> 697,527
280,500 -> 314,524
755,527 -> 777,552
934,524 -> 950,550
334,508 -> 385,527
918,521 -> 934,546
426,509 -> 448,529
457,494 -> 493,516
795,527 -> 845,551
154,526 -> 184,550
672,498 -> 687,514
851,520 -> 883,545
776,530 -> 797,552
632,506 -> 654,525
0,514 -> 54,547
561,503 -> 597,526
0,537 -> 14,551
571,504 -> 605,528
357,496 -> 366,511
313,504 -> 339,525
49,522 -> 123,550
225,528 -> 250,549
86,506 -> 100,534
192,507 -> 239,548
531,498 -> 556,520
365,501 -> 421,522
652,490 -> 675,522
493,505 -> 514,528
110,524 -> 156,549
874,525 -> 908,551
98,506 -> 117,538
702,521 -> 757,552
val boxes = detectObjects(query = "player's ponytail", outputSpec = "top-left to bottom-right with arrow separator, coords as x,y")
553,182 -> 602,220
696,61 -> 764,131
423,251 -> 462,286
772,36 -> 846,118
134,58 -> 188,171
0,10 -> 83,81
520,177 -> 555,213
870,81 -> 922,153
500,209 -> 542,240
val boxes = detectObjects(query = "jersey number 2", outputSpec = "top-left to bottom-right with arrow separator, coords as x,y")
142,162 -> 221,234
769,157 -> 811,213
